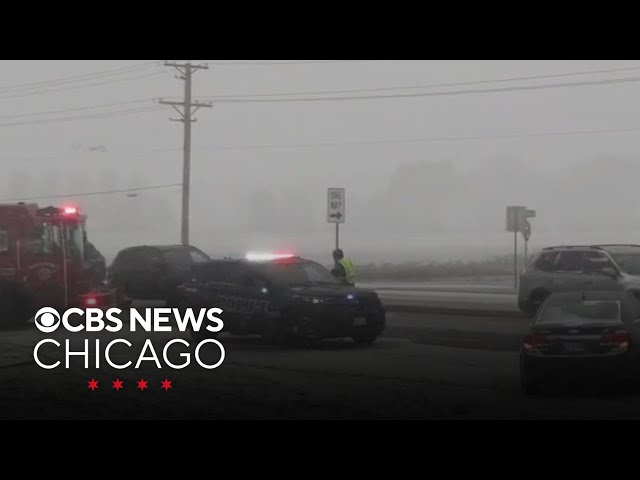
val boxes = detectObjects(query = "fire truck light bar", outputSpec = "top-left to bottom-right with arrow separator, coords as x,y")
63,206 -> 78,215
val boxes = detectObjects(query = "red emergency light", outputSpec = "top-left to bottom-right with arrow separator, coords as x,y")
246,252 -> 295,262
63,206 -> 78,215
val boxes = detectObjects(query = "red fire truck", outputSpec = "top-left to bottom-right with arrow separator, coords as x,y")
0,203 -> 116,326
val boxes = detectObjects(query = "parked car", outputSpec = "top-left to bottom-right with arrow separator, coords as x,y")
518,244 -> 640,316
520,290 -> 640,394
108,244 -> 210,303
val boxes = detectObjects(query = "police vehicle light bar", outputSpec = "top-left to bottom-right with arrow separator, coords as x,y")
246,252 -> 295,261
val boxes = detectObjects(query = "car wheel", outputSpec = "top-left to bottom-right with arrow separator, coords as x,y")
526,290 -> 550,317
518,299 -> 535,316
351,311 -> 383,346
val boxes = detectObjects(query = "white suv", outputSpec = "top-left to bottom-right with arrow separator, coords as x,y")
518,244 -> 640,316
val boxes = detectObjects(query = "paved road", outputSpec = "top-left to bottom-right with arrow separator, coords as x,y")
2,309 -> 640,420
358,281 -> 520,314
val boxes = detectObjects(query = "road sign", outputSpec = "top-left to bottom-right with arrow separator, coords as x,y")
327,188 -> 345,224
522,220 -> 531,241
506,206 -> 526,232
506,205 -> 537,289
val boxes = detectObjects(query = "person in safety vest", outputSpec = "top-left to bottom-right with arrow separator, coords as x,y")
331,248 -> 355,286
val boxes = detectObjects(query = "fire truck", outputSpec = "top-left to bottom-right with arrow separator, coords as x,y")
0,203 -> 116,326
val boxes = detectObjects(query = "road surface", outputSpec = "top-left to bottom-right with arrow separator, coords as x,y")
358,280 -> 520,314
2,309 -> 639,420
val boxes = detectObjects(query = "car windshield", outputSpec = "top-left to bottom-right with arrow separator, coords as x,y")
28,224 -> 58,255
258,261 -> 338,286
64,223 -> 85,260
609,253 -> 640,275
537,300 -> 621,325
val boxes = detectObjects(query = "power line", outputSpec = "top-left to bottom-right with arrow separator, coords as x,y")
206,60 -> 373,65
0,62 -> 158,92
203,127 -> 640,150
203,65 -> 640,99
143,125 -> 640,153
0,106 -> 164,127
0,71 -> 165,100
205,75 -> 640,103
0,99 -> 152,120
118,125 -> 640,154
0,183 -> 182,203
7,124 -> 640,164
7,67 -> 638,124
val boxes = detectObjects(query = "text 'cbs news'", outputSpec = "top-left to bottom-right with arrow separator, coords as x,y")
33,307 -> 226,370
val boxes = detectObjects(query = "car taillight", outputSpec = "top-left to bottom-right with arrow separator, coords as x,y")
524,332 -> 550,351
600,330 -> 629,349
84,296 -> 97,306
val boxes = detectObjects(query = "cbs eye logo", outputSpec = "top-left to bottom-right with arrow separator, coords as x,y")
34,307 -> 61,333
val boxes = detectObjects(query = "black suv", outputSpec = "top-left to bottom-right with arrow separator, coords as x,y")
108,244 -> 211,303
169,255 -> 386,345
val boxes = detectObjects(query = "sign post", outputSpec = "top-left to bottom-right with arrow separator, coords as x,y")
522,209 -> 535,266
507,206 -> 524,289
327,188 -> 346,250
506,206 -> 536,289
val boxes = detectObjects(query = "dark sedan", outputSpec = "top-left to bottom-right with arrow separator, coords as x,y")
520,290 -> 640,394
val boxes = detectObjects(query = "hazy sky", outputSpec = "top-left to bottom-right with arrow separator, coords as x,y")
2,60 -> 640,261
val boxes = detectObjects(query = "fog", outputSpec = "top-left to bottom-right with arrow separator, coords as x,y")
2,60 -> 640,264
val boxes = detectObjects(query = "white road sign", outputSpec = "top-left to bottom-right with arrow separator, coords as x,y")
506,205 -> 526,232
327,188 -> 345,223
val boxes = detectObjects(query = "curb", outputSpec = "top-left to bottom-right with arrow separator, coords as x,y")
383,304 -> 527,319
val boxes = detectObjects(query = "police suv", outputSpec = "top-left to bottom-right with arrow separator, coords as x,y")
169,252 -> 386,345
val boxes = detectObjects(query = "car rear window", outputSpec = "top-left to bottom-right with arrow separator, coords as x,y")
537,300 -> 621,325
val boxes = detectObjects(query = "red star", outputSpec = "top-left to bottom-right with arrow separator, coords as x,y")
112,378 -> 124,391
136,379 -> 148,391
87,379 -> 99,391
160,378 -> 172,391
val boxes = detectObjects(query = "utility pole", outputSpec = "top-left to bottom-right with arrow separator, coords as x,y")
159,61 -> 211,246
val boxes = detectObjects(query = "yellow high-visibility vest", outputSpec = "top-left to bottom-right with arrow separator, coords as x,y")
339,258 -> 355,286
